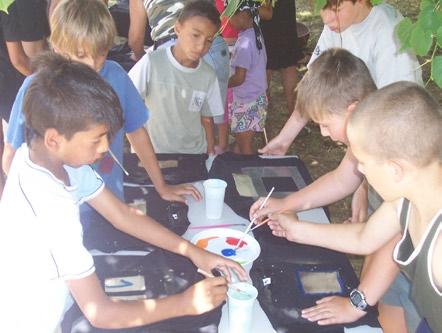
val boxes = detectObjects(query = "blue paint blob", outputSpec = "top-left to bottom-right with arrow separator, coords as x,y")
221,248 -> 236,257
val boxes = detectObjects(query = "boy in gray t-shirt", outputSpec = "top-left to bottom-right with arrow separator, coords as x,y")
129,0 -> 223,154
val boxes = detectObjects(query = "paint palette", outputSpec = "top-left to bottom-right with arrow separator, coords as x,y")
191,228 -> 261,267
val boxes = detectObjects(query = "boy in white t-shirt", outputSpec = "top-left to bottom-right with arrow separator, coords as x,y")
0,53 -> 245,333
261,0 -> 422,154
129,0 -> 224,154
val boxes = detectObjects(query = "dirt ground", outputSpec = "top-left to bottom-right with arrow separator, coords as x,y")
258,0 -> 441,274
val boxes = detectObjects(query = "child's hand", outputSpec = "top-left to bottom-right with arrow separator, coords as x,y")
267,212 -> 298,241
258,135 -> 289,155
180,277 -> 227,315
349,180 -> 369,223
158,183 -> 202,203
249,197 -> 287,222
189,246 -> 247,282
301,296 -> 366,325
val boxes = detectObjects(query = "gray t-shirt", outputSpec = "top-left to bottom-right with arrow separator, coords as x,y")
129,46 -> 223,153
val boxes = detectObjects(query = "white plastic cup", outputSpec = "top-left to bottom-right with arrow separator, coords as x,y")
203,179 -> 227,219
227,282 -> 258,333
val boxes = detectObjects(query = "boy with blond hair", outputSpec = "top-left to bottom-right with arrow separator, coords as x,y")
250,48 -> 421,331
3,0 -> 201,231
0,53 -> 244,333
267,81 -> 441,333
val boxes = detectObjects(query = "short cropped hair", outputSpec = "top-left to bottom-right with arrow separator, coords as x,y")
178,0 -> 221,29
24,53 -> 123,144
50,0 -> 116,58
350,81 -> 442,166
296,48 -> 376,122
323,0 -> 358,10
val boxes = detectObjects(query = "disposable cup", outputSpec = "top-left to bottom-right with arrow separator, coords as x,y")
227,282 -> 258,333
203,179 -> 227,219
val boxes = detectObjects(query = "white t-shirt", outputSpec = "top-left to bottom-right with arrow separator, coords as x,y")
308,3 -> 423,88
0,144 -> 104,333
129,46 -> 224,153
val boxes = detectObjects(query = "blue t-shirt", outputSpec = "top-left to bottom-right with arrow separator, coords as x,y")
6,60 -> 149,225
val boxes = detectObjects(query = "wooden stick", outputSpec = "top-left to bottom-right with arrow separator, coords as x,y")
263,127 -> 269,145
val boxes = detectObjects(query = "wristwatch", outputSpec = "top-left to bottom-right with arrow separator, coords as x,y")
349,288 -> 376,312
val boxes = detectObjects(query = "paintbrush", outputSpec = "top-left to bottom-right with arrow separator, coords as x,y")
189,223 -> 246,230
234,187 -> 275,250
108,149 -> 130,176
197,268 -> 250,296
249,217 -> 271,232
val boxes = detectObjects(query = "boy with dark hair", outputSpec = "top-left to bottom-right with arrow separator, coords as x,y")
3,0 -> 201,231
129,0 -> 224,154
0,53 -> 243,333
267,81 -> 442,333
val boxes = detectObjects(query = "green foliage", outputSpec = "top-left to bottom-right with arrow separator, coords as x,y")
313,0 -> 442,88
0,0 -> 14,13
395,0 -> 442,87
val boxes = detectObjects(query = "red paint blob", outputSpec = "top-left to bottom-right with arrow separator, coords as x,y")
226,237 -> 247,248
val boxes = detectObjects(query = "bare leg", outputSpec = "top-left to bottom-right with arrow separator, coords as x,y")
281,65 -> 297,113
359,238 -> 408,333
235,131 -> 255,155
378,304 -> 408,333
216,123 -> 229,153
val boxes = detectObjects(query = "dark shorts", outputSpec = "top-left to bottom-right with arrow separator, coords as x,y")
0,0 -> 50,42
260,0 -> 302,70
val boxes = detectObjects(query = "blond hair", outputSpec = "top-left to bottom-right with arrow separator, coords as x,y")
350,81 -> 442,166
50,0 -> 116,58
296,48 -> 376,122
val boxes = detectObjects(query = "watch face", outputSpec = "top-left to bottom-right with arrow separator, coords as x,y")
351,292 -> 363,304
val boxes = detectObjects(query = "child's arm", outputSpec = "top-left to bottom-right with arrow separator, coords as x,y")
67,272 -> 227,329
2,143 -> 16,175
268,200 -> 402,255
348,179 -> 369,223
128,0 -> 148,61
258,106 -> 309,155
301,235 -> 401,325
126,127 -> 202,202
258,1 -> 273,20
250,149 -> 364,220
228,66 -> 247,88
88,188 -> 247,280
201,116 -> 215,155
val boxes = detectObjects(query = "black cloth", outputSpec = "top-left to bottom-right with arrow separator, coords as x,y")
124,153 -> 209,186
62,250 -> 222,333
83,188 -> 190,252
0,17 -> 25,120
208,152 -> 320,220
260,0 -> 302,69
0,0 -> 49,42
